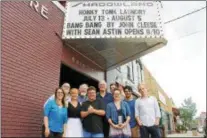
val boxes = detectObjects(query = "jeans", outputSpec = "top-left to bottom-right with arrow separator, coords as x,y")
140,125 -> 161,138
83,130 -> 104,137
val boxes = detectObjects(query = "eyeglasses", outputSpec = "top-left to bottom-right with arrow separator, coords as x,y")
57,91 -> 64,94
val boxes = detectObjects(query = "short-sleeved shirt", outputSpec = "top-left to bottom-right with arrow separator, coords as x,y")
78,95 -> 88,104
124,99 -> 137,128
81,99 -> 105,133
44,99 -> 68,133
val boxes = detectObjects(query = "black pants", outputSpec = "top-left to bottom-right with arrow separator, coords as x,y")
103,118 -> 110,138
140,125 -> 161,138
48,131 -> 62,138
42,124 -> 62,138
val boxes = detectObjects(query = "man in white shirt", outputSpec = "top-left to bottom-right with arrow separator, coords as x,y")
135,83 -> 161,138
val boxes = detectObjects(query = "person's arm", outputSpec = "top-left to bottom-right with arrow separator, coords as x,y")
81,110 -> 90,118
93,108 -> 105,116
93,100 -> 106,116
121,102 -> 130,128
106,104 -> 120,129
44,100 -> 52,137
135,99 -> 142,126
63,124 -> 67,137
80,103 -> 90,118
108,118 -> 120,129
153,97 -> 161,125
63,110 -> 68,137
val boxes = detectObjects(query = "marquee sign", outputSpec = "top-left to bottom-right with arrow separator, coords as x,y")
62,1 -> 164,39
62,1 -> 167,70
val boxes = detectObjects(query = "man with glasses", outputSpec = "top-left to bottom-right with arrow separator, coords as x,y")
135,83 -> 161,138
124,85 -> 139,138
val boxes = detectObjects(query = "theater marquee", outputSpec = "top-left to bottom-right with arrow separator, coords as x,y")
62,1 -> 167,70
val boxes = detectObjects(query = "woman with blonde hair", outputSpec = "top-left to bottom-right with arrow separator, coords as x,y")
65,88 -> 83,137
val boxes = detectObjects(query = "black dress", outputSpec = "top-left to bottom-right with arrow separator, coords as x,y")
65,102 -> 83,137
67,102 -> 81,118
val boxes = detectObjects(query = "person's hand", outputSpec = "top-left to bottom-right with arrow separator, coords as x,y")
62,133 -> 66,138
119,122 -> 127,129
44,127 -> 50,138
138,120 -> 143,126
154,120 -> 159,126
113,124 -> 121,129
88,105 -> 94,114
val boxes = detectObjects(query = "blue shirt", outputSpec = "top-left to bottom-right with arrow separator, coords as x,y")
44,99 -> 68,133
97,92 -> 113,106
78,95 -> 88,104
124,99 -> 137,128
106,101 -> 131,124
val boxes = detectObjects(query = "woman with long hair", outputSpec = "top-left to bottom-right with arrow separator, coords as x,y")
65,88 -> 83,137
106,88 -> 131,138
44,88 -> 68,138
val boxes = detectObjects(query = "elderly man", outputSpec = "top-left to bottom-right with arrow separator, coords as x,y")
78,83 -> 88,104
96,80 -> 113,137
135,83 -> 161,138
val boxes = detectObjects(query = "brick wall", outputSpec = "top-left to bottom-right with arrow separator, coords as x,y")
1,2 -> 64,137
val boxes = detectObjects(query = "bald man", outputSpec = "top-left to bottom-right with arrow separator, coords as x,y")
135,83 -> 161,138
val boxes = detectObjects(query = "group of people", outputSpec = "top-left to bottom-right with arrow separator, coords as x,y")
43,80 -> 162,138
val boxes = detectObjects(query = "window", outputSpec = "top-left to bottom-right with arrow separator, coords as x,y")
131,62 -> 134,81
127,66 -> 131,80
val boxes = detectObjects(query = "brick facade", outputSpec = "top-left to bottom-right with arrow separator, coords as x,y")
1,1 -> 64,137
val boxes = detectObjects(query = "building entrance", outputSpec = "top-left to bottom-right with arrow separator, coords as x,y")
59,63 -> 99,90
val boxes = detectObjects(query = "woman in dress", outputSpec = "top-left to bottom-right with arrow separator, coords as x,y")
44,88 -> 68,138
106,88 -> 131,138
65,88 -> 83,137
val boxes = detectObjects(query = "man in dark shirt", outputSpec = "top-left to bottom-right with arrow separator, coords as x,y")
81,86 -> 105,137
96,80 -> 113,137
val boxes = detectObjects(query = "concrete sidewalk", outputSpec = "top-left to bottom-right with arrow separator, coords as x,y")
167,131 -> 204,137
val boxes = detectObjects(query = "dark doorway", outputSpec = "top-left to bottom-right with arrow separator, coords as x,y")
59,63 -> 99,90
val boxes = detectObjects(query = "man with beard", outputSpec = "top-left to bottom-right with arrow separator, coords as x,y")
78,83 -> 88,104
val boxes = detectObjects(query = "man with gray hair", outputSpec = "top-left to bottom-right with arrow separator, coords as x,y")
78,83 -> 88,104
